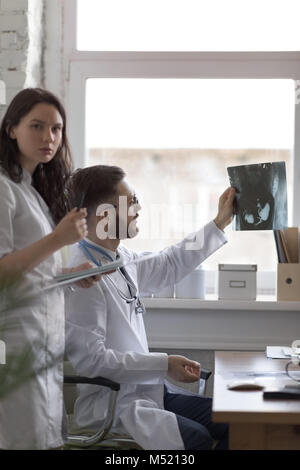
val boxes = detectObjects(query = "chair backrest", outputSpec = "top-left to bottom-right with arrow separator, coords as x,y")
64,361 -> 77,414
199,377 -> 207,396
63,359 -> 210,415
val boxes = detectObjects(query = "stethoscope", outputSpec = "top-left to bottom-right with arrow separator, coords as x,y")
78,239 -> 145,315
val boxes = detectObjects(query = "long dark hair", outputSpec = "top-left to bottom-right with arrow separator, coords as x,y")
0,88 -> 74,224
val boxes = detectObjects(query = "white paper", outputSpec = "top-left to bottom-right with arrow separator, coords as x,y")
266,346 -> 295,359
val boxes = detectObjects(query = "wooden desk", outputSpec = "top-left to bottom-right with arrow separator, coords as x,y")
212,351 -> 300,450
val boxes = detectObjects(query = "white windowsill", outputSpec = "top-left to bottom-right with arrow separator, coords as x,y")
143,294 -> 300,350
142,295 -> 300,311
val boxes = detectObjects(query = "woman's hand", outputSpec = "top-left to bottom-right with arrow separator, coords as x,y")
62,263 -> 117,289
62,262 -> 102,289
53,208 -> 88,248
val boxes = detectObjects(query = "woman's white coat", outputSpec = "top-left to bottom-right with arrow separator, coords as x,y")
0,170 -> 64,450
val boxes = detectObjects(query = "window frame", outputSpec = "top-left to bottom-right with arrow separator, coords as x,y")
63,0 -> 300,237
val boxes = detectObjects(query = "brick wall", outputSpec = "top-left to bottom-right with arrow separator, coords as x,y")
43,0 -> 64,101
0,0 -> 44,119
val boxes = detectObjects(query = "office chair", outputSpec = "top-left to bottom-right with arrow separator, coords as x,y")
63,363 -> 212,450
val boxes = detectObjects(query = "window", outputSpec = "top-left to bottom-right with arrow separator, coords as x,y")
85,78 -> 294,273
64,0 -> 300,294
77,0 -> 300,52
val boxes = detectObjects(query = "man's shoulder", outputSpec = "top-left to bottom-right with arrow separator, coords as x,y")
118,244 -> 137,261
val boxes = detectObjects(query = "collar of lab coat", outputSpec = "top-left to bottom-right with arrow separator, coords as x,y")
84,238 -> 118,261
22,167 -> 32,185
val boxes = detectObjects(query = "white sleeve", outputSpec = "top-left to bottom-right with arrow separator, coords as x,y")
0,177 -> 16,258
136,220 -> 227,294
65,284 -> 168,385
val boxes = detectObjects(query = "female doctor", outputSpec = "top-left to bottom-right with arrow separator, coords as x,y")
0,88 -> 100,450
65,165 -> 235,450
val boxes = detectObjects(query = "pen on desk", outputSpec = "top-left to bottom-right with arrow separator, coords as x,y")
76,192 -> 85,211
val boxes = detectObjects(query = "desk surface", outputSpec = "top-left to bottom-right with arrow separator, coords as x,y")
213,351 -> 300,424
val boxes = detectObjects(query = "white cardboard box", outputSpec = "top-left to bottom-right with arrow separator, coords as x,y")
218,264 -> 257,300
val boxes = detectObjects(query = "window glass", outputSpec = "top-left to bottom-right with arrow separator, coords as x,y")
85,78 -> 294,272
77,0 -> 300,51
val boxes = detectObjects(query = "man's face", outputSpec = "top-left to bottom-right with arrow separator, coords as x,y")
94,179 -> 142,241
114,180 -> 141,239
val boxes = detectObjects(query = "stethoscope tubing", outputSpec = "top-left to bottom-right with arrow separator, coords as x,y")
106,272 -> 137,304
78,239 -> 138,304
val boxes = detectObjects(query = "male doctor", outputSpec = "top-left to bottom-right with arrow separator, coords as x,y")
65,165 -> 235,450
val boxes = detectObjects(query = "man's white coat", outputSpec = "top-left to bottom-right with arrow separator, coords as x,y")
65,221 -> 227,449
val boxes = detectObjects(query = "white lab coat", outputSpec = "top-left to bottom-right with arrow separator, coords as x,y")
0,170 -> 65,450
65,221 -> 227,450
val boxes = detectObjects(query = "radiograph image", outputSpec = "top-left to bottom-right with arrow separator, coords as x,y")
227,162 -> 287,231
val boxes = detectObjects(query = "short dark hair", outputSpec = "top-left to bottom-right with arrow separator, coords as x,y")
70,165 -> 126,218
0,87 -> 73,224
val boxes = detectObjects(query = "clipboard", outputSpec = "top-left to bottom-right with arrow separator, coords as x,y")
44,258 -> 124,290
43,252 -> 158,291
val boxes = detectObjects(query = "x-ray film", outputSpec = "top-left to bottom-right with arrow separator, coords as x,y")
227,162 -> 288,231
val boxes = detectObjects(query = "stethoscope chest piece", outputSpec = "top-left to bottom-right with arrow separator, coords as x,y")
135,298 -> 146,315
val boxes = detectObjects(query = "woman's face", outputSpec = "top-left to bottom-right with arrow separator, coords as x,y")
9,102 -> 64,174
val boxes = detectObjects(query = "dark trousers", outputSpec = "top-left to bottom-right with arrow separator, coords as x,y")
164,388 -> 229,450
